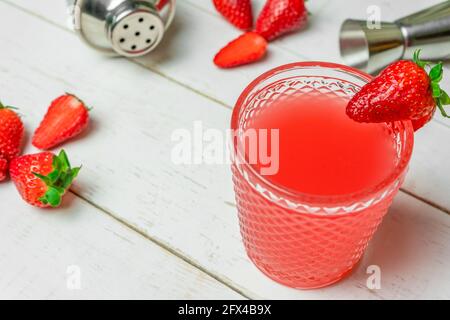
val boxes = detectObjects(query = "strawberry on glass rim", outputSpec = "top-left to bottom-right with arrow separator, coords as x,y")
346,50 -> 450,131
10,150 -> 81,208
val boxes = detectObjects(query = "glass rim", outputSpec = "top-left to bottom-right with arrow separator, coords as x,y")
231,61 -> 415,209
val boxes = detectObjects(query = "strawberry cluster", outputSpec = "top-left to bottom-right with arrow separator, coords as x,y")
213,0 -> 308,68
0,94 -> 89,208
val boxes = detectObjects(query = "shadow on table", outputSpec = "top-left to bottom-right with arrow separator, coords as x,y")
337,193 -> 446,295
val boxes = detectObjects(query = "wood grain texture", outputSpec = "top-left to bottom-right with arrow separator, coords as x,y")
0,184 -> 243,299
0,0 -> 449,299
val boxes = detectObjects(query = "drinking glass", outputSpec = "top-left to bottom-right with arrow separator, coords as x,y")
231,62 -> 414,289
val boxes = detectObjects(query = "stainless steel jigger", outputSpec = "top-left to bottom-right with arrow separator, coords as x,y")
340,2 -> 450,74
68,0 -> 176,57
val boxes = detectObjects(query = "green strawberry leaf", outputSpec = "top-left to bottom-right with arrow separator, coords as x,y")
39,187 -> 62,208
58,149 -> 71,171
52,154 -> 62,171
413,50 -> 450,119
33,172 -> 52,185
429,63 -> 443,82
413,49 -> 430,69
0,101 -> 18,110
440,90 -> 450,105
431,83 -> 441,98
61,166 -> 81,189
33,149 -> 82,208
436,87 -> 450,118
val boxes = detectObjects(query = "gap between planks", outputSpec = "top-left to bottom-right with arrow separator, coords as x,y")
69,190 -> 252,299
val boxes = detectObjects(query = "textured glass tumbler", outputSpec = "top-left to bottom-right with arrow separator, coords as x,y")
231,62 -> 414,289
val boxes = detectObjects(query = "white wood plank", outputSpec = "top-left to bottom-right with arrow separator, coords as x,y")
6,0 -> 450,213
0,185 -> 243,299
1,1 -> 450,299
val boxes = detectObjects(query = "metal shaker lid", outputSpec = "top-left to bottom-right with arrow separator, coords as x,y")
72,0 -> 176,57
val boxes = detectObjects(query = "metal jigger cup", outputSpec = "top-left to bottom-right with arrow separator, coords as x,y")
340,2 -> 450,74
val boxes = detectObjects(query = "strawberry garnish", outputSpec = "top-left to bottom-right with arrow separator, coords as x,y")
33,94 -> 90,150
213,0 -> 253,31
411,109 -> 436,131
10,150 -> 81,208
346,50 -> 450,131
214,32 -> 267,68
255,0 -> 308,41
0,101 -> 24,181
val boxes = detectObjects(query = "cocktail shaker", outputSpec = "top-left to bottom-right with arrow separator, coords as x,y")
67,0 -> 176,57
340,2 -> 450,74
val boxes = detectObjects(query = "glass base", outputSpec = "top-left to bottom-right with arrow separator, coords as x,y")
249,254 -> 361,290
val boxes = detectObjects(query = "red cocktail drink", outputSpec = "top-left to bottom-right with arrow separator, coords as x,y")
231,62 -> 414,289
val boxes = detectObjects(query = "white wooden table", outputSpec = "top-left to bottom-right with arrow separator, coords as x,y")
0,0 -> 449,299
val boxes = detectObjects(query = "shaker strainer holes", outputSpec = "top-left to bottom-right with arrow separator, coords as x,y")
131,45 -> 137,50
139,18 -> 144,23
120,38 -> 125,43
135,32 -> 140,37
150,25 -> 155,30
123,24 -> 129,29
146,39 -> 151,44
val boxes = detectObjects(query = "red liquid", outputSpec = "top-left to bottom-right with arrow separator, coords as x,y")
248,93 -> 398,195
233,90 -> 404,288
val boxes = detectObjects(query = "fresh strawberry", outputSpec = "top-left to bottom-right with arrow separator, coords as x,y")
156,0 -> 169,10
0,156 -> 7,181
0,101 -> 24,181
346,50 -> 450,131
214,32 -> 267,68
10,150 -> 81,208
411,108 -> 436,131
255,0 -> 308,41
213,0 -> 253,30
32,94 -> 90,150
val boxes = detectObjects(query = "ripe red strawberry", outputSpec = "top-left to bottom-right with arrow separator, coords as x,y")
411,108 -> 436,131
346,50 -> 450,131
33,94 -> 90,150
156,0 -> 169,10
0,101 -> 24,181
255,0 -> 308,41
213,0 -> 253,30
0,156 -> 7,181
10,150 -> 81,208
214,32 -> 267,68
